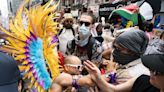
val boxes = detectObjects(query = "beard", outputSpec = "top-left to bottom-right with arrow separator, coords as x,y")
63,24 -> 73,29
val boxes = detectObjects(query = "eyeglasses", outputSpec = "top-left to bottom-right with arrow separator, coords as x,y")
65,64 -> 83,70
150,70 -> 164,76
79,21 -> 91,27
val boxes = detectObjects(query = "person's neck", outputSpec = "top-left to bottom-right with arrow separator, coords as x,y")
64,71 -> 76,75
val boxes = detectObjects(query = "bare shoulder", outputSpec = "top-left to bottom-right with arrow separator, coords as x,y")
54,73 -> 72,86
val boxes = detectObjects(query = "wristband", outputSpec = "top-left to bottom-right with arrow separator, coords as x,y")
72,76 -> 80,89
109,72 -> 116,83
105,72 -> 116,83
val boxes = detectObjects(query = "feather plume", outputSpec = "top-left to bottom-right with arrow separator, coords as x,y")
0,0 -> 60,91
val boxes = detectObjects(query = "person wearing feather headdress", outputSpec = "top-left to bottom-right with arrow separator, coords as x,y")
0,0 -> 61,92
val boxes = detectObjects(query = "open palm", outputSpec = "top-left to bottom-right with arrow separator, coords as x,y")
84,60 -> 101,82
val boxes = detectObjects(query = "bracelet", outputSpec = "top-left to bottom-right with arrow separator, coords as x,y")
105,72 -> 116,83
109,72 -> 116,83
72,76 -> 80,89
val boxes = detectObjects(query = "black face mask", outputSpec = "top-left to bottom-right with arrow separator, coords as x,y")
112,49 -> 140,65
97,32 -> 102,36
63,24 -> 72,29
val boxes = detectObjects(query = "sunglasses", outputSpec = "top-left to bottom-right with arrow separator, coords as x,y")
65,64 -> 83,70
150,70 -> 164,76
79,21 -> 91,27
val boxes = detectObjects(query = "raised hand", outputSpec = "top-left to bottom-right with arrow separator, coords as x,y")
84,60 -> 101,82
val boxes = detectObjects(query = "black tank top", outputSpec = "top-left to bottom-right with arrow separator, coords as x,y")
132,75 -> 160,92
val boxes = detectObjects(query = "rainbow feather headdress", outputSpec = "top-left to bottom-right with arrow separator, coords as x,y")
0,0 -> 60,91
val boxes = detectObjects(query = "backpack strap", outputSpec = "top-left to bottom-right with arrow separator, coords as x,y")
68,36 -> 95,60
86,36 -> 95,60
71,28 -> 75,36
71,39 -> 76,53
58,29 -> 63,36
65,39 -> 76,55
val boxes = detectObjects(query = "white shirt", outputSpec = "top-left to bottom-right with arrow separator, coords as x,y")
58,28 -> 74,55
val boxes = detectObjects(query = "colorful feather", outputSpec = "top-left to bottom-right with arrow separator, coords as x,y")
0,0 -> 60,91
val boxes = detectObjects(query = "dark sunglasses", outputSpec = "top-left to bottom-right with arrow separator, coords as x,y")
79,21 -> 91,27
151,70 -> 164,76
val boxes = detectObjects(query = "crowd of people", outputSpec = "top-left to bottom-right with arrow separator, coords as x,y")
0,1 -> 164,92
50,5 -> 164,92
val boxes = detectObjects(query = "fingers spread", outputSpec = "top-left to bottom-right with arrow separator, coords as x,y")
84,61 -> 94,71
86,60 -> 96,67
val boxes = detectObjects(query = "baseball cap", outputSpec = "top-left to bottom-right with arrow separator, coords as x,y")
141,54 -> 164,73
62,13 -> 74,23
0,52 -> 20,92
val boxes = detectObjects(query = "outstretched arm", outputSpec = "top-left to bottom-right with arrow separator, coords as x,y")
51,83 -> 62,92
84,60 -> 137,92
51,73 -> 72,92
52,73 -> 95,92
